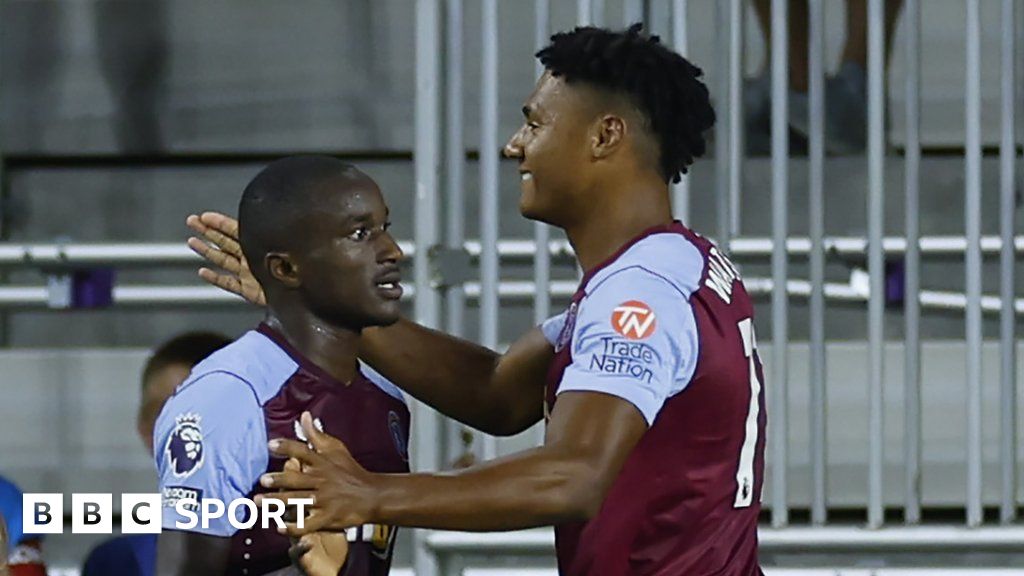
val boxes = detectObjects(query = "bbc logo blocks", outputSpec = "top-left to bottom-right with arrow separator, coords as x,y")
23,493 -> 162,535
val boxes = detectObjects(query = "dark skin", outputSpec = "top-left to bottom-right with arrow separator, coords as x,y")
189,72 -> 675,550
161,169 -> 401,576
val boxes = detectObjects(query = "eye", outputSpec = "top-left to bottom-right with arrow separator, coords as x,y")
527,122 -> 540,131
347,226 -> 371,242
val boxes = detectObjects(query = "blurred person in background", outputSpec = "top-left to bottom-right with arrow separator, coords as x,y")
746,0 -> 904,154
0,509 -> 8,576
0,477 -> 46,576
81,332 -> 231,576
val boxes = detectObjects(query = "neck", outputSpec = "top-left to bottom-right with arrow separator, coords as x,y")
265,307 -> 360,385
565,175 -> 673,272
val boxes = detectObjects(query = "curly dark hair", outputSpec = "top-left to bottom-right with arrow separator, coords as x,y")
536,23 -> 716,183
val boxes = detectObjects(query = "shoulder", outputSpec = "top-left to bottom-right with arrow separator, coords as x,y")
181,330 -> 299,406
584,231 -> 705,299
358,361 -> 406,404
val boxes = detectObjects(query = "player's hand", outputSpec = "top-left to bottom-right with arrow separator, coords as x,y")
186,211 -> 267,306
289,532 -> 349,576
258,412 -> 378,536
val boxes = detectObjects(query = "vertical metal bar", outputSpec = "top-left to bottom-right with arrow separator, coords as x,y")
413,2 -> 442,574
625,0 -> 644,26
445,0 -> 466,339
999,0 -> 1018,526
577,0 -> 592,26
769,0 -> 789,529
591,0 -> 605,27
728,0 -> 743,237
807,0 -> 827,527
866,0 -> 886,530
903,0 -> 923,526
533,0 -> 551,327
715,1 -> 731,249
965,0 -> 984,529
671,0 -> 690,223
481,0 -> 500,461
533,0 -> 551,449
442,0 -> 467,474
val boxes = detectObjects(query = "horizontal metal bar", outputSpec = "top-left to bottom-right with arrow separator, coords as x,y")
3,235 -> 1024,269
5,279 -> 1024,314
425,526 -> 1024,554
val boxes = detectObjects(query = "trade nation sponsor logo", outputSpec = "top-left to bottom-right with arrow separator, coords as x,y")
611,300 -> 657,340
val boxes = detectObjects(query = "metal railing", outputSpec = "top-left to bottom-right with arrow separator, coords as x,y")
406,0 -> 1021,573
0,0 -> 1018,573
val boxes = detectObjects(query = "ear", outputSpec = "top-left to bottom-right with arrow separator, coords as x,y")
591,114 -> 626,160
266,252 -> 302,288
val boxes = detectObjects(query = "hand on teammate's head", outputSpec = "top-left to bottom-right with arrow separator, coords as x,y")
186,212 -> 266,307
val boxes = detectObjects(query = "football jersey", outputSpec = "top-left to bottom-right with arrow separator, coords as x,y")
544,221 -> 766,576
155,324 -> 410,576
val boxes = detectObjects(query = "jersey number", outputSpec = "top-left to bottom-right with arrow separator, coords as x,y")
734,318 -> 761,508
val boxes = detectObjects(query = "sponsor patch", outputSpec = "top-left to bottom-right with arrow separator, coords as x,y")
588,337 -> 657,383
162,486 -> 203,511
165,413 -> 204,478
611,300 -> 657,340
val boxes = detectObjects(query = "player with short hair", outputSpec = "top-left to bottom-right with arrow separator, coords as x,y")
192,25 -> 766,576
158,156 -> 408,575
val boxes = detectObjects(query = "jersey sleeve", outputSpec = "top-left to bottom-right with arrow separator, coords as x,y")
540,310 -> 569,346
558,267 -> 699,425
154,372 -> 267,537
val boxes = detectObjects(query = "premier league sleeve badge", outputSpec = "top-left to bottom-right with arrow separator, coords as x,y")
165,413 -> 205,479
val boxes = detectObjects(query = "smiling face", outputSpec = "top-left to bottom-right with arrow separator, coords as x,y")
504,72 -> 599,227
287,174 -> 404,330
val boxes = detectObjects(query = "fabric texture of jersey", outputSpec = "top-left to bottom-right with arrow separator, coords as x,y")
154,324 -> 410,576
545,221 -> 766,576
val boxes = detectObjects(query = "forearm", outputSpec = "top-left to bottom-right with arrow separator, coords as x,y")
370,444 -> 598,531
360,319 -> 546,434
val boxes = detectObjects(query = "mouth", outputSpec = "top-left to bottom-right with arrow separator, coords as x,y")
374,269 -> 403,301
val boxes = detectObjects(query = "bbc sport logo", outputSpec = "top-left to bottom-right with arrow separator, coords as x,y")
22,493 -> 313,534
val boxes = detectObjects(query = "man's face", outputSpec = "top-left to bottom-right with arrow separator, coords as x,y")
504,72 -> 596,226
137,362 -> 191,455
293,176 -> 404,330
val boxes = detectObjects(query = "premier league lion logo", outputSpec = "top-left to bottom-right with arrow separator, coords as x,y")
165,413 -> 204,478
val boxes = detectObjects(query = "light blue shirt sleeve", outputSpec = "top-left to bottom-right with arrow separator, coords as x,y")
558,267 -> 699,425
154,372 -> 268,537
540,310 -> 569,346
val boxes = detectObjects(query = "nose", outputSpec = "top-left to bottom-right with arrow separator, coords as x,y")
503,127 -> 525,159
377,231 -> 404,263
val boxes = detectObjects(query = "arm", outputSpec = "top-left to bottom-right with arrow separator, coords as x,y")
265,267 -> 695,534
187,211 -> 557,436
155,532 -> 231,576
265,394 -> 646,533
372,391 -> 646,530
360,321 -> 553,435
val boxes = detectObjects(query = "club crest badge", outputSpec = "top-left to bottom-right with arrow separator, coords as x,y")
554,302 -> 578,353
166,413 -> 204,478
388,411 -> 408,462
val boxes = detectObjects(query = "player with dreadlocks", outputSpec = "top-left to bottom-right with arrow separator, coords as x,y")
189,25 -> 765,575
